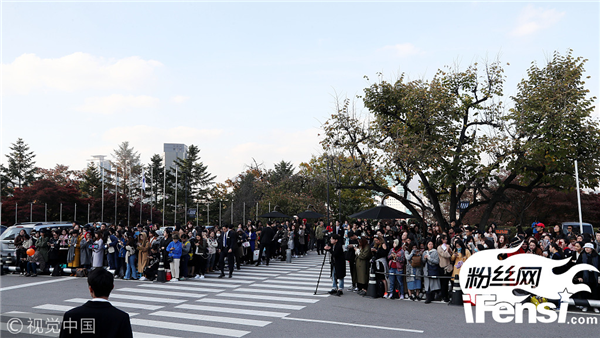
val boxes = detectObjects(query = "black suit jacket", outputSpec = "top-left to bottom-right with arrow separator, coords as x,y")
59,300 -> 132,338
218,230 -> 238,251
260,226 -> 275,244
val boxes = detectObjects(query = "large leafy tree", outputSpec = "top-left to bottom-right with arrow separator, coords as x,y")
1,179 -> 84,225
322,50 -> 600,230
4,138 -> 37,189
298,154 -> 377,221
38,164 -> 77,186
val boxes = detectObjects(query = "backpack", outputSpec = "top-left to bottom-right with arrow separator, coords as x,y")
75,268 -> 88,277
410,253 -> 422,268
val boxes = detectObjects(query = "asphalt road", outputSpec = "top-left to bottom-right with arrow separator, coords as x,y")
1,254 -> 598,338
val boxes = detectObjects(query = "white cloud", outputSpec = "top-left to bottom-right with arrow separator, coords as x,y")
3,52 -> 163,95
378,43 -> 422,57
171,95 -> 190,104
511,5 -> 565,37
76,94 -> 160,114
226,128 -> 323,179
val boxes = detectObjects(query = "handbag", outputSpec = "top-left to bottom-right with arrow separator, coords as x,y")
410,253 -> 422,268
253,250 -> 260,261
242,242 -> 250,248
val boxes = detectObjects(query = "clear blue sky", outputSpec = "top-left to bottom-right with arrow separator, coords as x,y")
2,1 -> 599,182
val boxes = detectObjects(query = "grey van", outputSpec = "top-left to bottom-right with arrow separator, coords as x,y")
561,221 -> 594,236
0,222 -> 73,266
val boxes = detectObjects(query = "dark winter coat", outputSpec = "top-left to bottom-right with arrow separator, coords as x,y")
328,241 -> 346,280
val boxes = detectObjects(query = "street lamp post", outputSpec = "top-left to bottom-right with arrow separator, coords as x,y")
174,165 -> 178,225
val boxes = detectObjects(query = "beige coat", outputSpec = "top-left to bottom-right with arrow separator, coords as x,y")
437,244 -> 453,271
137,233 -> 150,273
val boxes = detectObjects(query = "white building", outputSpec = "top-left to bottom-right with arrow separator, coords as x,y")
163,143 -> 187,170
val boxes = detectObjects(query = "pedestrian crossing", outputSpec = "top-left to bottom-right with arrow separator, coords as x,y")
1,251 -> 336,337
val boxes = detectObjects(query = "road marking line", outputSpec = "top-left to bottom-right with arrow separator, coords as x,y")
130,318 -> 250,338
176,304 -> 289,318
0,277 -> 76,292
150,310 -> 271,327
281,317 -> 424,333
197,298 -> 305,310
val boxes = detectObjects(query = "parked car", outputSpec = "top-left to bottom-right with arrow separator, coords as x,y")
562,221 -> 594,236
0,222 -> 73,266
0,225 -> 7,235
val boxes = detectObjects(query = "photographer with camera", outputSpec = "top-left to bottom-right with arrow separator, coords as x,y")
325,234 -> 346,296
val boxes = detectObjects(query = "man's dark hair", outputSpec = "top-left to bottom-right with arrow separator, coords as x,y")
88,268 -> 114,298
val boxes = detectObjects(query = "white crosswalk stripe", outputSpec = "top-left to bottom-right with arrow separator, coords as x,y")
149,310 -> 272,327
216,292 -> 319,303
64,298 -> 164,311
130,318 -> 250,338
109,293 -> 187,304
117,287 -> 206,298
31,305 -> 141,316
175,304 -> 289,318
233,287 -> 329,298
196,298 -> 305,310
137,283 -> 225,293
133,332 -> 181,338
249,283 -> 322,291
199,277 -> 257,282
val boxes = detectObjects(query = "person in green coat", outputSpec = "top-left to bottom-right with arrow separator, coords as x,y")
35,230 -> 50,272
315,221 -> 326,255
355,237 -> 372,296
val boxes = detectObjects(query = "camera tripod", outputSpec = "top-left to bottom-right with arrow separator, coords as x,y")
313,250 -> 329,295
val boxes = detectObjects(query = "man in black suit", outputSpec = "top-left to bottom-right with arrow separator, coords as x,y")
333,220 -> 344,236
256,221 -> 275,266
218,224 -> 237,278
324,234 -> 346,297
59,268 -> 132,338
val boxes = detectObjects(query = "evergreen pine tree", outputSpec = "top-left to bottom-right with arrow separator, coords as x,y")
5,138 -> 37,189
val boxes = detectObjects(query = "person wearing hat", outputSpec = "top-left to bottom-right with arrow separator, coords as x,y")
575,242 -> 600,312
166,233 -> 183,282
534,223 -> 545,241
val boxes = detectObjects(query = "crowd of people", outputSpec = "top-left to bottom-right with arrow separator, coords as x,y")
8,218 -> 600,312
